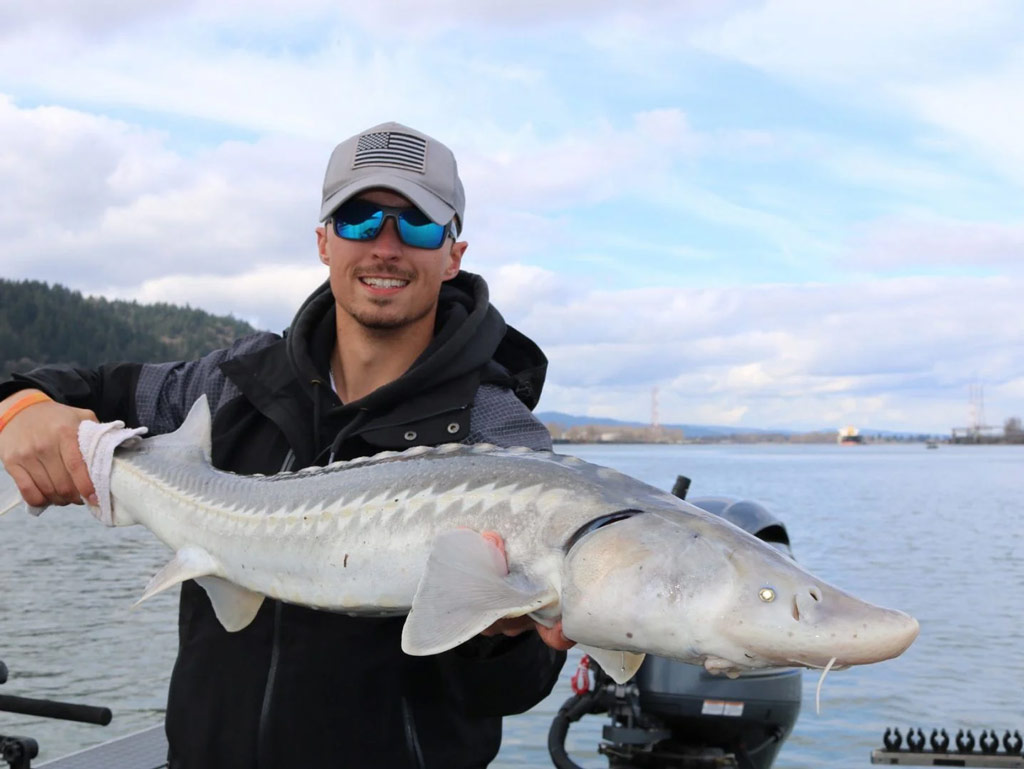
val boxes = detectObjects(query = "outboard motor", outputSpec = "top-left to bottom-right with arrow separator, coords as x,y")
549,476 -> 803,769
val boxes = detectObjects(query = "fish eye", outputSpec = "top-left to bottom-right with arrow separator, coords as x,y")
758,587 -> 776,603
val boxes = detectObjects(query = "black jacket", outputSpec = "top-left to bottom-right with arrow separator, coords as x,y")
3,272 -> 566,768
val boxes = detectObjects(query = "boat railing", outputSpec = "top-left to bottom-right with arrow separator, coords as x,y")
0,659 -> 111,769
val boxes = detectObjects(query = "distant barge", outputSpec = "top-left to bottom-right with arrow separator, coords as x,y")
838,425 -> 864,445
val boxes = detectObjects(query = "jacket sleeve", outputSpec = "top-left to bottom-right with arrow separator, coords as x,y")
0,332 -> 278,435
0,363 -> 145,425
466,384 -> 552,450
440,634 -> 566,716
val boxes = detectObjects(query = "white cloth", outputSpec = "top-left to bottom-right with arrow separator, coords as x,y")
27,420 -> 147,525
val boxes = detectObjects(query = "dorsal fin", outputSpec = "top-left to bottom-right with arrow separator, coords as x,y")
143,395 -> 212,461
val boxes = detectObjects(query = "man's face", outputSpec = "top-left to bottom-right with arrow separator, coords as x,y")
317,189 -> 466,333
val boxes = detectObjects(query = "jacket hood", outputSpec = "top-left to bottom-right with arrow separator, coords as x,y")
285,271 -> 547,413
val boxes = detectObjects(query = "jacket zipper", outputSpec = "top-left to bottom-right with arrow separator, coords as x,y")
401,696 -> 426,769
255,451 -> 294,768
255,601 -> 283,769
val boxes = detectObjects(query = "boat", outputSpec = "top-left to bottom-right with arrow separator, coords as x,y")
0,658 -> 166,769
37,727 -> 167,769
838,425 -> 864,445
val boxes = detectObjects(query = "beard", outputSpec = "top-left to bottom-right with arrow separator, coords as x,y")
347,296 -> 437,332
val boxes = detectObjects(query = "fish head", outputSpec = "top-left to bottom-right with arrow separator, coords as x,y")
714,534 -> 920,672
559,507 -> 918,675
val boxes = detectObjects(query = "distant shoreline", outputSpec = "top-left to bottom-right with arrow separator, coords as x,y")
549,436 -> 988,446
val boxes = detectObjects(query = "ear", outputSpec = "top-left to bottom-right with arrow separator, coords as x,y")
443,239 -> 467,281
316,226 -> 329,265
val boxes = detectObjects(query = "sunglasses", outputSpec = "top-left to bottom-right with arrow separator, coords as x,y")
330,200 -> 455,250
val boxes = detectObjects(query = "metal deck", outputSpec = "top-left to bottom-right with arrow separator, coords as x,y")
37,726 -> 167,769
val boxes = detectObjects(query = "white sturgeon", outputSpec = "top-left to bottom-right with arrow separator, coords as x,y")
4,396 -> 919,683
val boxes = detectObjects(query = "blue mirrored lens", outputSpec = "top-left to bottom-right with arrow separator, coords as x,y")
333,201 -> 384,241
397,211 -> 446,249
332,201 -> 447,248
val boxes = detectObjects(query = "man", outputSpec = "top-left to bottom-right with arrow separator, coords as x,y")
0,121 -> 570,768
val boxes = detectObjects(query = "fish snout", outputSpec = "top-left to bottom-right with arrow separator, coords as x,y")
787,583 -> 920,666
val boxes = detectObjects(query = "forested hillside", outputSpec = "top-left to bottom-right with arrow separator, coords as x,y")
0,279 -> 257,379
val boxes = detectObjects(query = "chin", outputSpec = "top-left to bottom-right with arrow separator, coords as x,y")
350,308 -> 427,331
346,299 -> 436,332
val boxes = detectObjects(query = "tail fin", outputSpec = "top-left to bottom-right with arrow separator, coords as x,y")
142,395 -> 213,462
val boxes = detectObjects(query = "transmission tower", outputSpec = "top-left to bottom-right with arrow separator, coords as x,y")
968,382 -> 987,436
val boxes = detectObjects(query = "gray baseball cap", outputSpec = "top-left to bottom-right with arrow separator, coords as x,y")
319,121 -> 466,233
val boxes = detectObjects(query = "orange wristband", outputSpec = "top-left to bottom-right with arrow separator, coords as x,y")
0,391 -> 53,434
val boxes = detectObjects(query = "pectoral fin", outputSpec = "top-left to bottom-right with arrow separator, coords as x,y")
137,546 -> 220,603
136,546 -> 265,632
576,644 -> 646,684
402,529 -> 557,656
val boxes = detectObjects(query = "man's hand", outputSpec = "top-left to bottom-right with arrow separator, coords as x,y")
477,531 -> 576,652
0,390 -> 99,508
480,616 -> 576,651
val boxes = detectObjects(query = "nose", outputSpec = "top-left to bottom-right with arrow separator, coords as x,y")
371,218 -> 403,258
791,585 -> 822,621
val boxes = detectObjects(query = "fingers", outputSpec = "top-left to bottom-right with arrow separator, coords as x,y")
480,616 -> 533,637
6,463 -> 48,508
475,532 -> 575,650
32,454 -> 72,504
0,400 -> 98,508
480,617 -> 577,650
38,438 -> 83,504
536,621 -> 576,651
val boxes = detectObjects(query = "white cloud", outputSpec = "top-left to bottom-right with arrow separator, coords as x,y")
689,1 -> 1024,182
523,275 -> 1024,432
900,51 -> 1024,183
0,0 -> 192,40
104,264 -> 326,332
0,96 -> 321,288
848,216 -> 1024,272
459,110 -> 702,213
689,0 -> 1019,87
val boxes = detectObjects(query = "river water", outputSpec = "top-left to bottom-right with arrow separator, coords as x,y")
0,442 -> 1020,767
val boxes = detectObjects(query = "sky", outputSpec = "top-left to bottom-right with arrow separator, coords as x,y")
1,0 -> 1022,434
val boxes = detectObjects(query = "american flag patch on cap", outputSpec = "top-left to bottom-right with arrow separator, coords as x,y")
353,131 -> 427,173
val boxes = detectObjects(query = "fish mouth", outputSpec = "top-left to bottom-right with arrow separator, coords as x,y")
787,657 -> 852,672
703,656 -> 744,677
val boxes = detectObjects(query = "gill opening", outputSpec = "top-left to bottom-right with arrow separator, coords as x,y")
563,510 -> 644,554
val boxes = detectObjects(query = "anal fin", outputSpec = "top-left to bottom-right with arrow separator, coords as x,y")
195,576 -> 265,632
